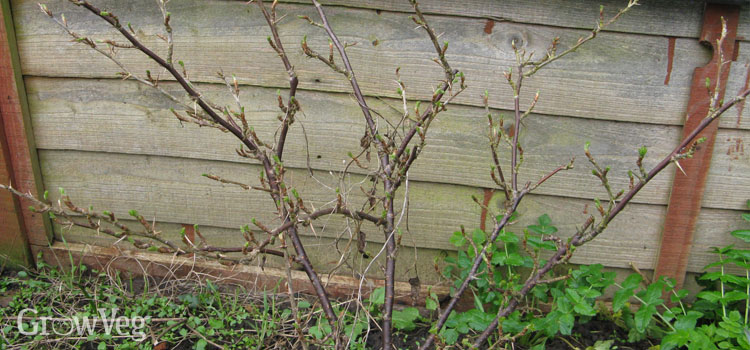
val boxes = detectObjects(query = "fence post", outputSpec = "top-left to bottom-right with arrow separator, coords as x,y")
0,0 -> 52,266
654,3 -> 740,288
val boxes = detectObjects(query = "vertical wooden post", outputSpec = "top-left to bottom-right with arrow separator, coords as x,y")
0,0 -> 52,265
0,113 -> 30,266
654,3 -> 740,288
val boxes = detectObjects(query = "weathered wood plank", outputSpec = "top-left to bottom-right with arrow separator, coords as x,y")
37,150 -> 750,272
275,0 -> 750,40
26,77 -> 750,210
1,0 -> 50,250
51,220 -> 446,284
20,0 -> 750,128
32,242 -> 450,306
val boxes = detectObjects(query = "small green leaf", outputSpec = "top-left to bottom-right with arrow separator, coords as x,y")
195,339 -> 207,350
538,214 -> 552,226
392,307 -> 420,331
559,313 -> 574,335
472,229 -> 486,245
425,295 -> 438,311
674,311 -> 703,331
450,231 -> 466,247
498,230 -> 519,243
369,287 -> 385,305
638,146 -> 648,158
731,230 -> 750,243
440,328 -> 458,344
634,304 -> 657,333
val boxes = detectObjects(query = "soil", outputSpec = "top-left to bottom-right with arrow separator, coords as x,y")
537,316 -> 655,350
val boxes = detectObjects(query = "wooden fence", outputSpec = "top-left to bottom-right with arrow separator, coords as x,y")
2,0 -> 750,294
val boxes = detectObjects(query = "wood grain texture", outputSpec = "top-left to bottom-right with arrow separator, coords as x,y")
26,77 -> 750,211
37,150 -> 750,272
274,0 -> 750,40
19,0 -> 750,129
32,242 -> 450,306
0,111 -> 30,266
51,220 -> 446,284
655,4 -> 740,289
1,0 -> 50,249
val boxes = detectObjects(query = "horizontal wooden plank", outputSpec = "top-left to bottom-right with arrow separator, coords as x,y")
37,150 -> 750,272
275,0 -> 750,40
19,0 -> 750,130
32,242 -> 450,306
52,220 -> 446,284
26,77 -> 750,210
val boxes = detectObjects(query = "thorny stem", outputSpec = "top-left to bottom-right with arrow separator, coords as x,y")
469,87 -> 750,348
63,0 -> 345,335
419,192 -> 527,350
255,0 -> 299,160
308,1 -> 464,347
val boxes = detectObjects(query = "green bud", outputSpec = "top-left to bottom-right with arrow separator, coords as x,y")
638,146 -> 647,158
128,209 -> 139,217
43,190 -> 49,201
584,141 -> 591,153
100,11 -> 109,16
